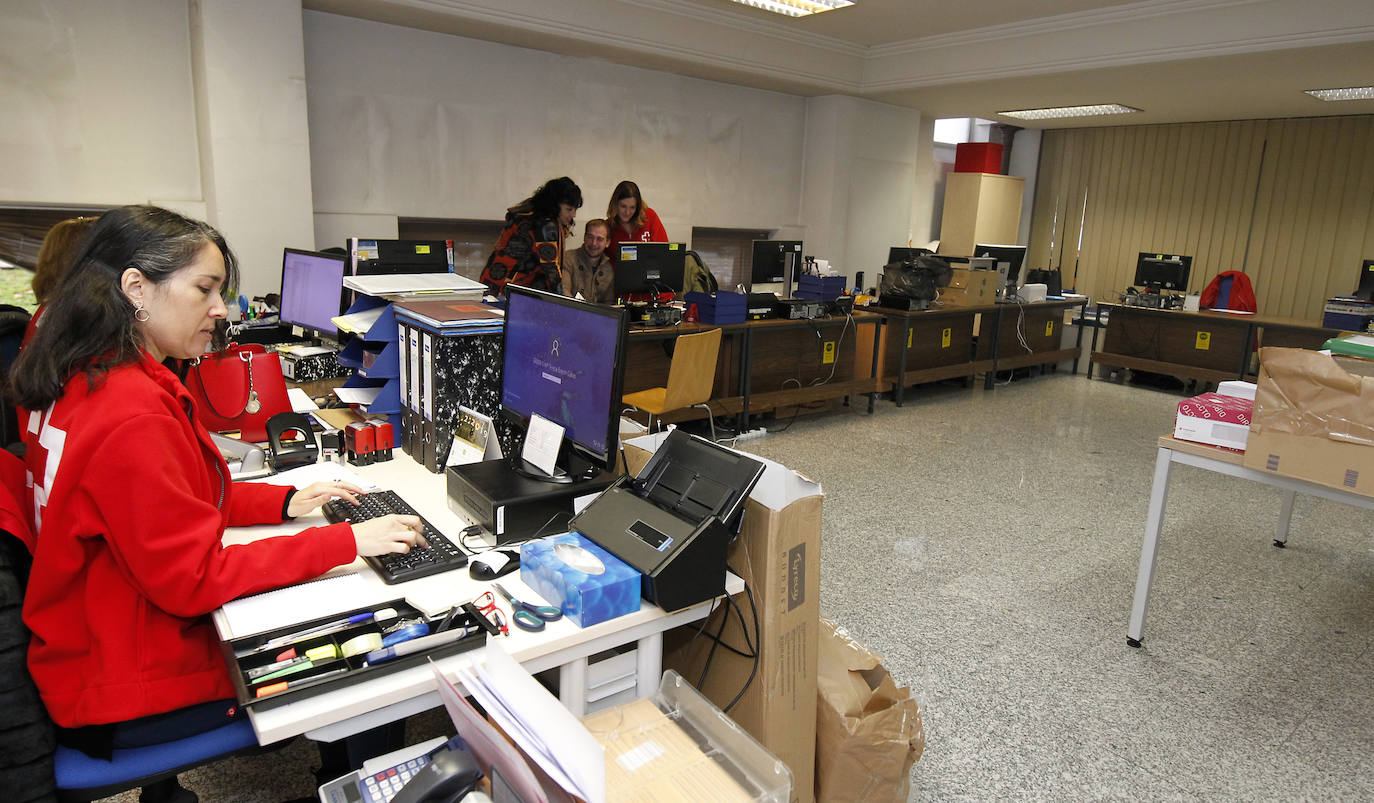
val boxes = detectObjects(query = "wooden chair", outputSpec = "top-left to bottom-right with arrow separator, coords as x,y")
622,327 -> 722,441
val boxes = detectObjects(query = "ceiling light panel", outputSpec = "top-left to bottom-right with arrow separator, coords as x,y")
1304,86 -> 1374,101
998,104 -> 1142,120
727,0 -> 854,18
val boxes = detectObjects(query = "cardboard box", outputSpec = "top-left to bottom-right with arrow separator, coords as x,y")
1174,392 -> 1252,451
953,142 -> 1003,174
624,433 -> 822,803
938,267 -> 997,306
1243,347 -> 1374,495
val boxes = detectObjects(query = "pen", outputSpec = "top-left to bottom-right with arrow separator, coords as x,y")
255,667 -> 349,698
363,627 -> 473,666
235,608 -> 397,658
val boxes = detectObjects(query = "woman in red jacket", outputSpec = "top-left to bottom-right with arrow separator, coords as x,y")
605,180 -> 668,262
8,206 -> 425,801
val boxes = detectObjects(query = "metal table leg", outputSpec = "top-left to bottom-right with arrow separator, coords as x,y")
1128,446 -> 1175,647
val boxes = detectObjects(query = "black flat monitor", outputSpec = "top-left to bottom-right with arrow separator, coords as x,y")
1356,258 -> 1374,302
349,238 -> 453,275
974,243 -> 1028,286
1134,252 -> 1192,291
278,248 -> 346,338
500,286 -> 628,482
887,247 -> 933,265
615,242 -> 687,297
751,240 -> 803,286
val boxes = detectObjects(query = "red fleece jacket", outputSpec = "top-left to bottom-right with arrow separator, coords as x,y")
20,352 -> 356,727
607,206 -> 669,262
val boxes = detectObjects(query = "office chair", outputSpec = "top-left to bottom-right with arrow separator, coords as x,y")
0,450 -> 260,803
622,327 -> 722,441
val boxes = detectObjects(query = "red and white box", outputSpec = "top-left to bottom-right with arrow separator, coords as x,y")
1175,392 -> 1253,451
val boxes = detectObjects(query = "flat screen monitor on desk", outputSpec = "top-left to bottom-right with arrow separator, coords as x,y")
348,238 -> 453,275
974,243 -> 1027,294
751,240 -> 803,296
1356,258 -> 1374,302
279,248 -> 346,339
615,242 -> 687,297
1134,253 -> 1192,291
500,286 -> 628,482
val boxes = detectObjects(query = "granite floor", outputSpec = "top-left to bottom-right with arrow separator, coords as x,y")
98,371 -> 1374,801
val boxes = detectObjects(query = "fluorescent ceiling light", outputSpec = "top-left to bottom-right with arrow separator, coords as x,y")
727,0 -> 854,18
999,104 -> 1142,121
1304,86 -> 1374,101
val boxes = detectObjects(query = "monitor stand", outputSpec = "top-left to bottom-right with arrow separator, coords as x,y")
509,453 -> 599,485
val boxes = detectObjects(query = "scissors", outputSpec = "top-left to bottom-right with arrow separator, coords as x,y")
494,583 -> 563,632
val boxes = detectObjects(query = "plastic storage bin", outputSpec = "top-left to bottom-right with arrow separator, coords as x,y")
580,670 -> 792,803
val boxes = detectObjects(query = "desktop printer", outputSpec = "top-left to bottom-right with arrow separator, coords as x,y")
568,430 -> 765,611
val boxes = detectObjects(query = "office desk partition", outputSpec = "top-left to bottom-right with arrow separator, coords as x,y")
215,453 -> 742,745
622,312 -> 882,431
1090,304 -> 1355,385
869,299 -> 1087,404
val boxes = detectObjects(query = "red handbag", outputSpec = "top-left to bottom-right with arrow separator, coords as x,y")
186,344 -> 291,442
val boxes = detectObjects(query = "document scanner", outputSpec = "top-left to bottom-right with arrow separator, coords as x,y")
569,430 -> 765,612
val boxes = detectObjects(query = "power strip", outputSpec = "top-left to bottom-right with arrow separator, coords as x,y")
734,428 -> 768,443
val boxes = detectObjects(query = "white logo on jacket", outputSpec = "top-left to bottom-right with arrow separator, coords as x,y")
26,408 -> 66,531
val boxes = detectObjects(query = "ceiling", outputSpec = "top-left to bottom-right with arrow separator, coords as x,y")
306,0 -> 1374,127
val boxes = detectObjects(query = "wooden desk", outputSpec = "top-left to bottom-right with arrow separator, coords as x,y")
1090,304 -> 1352,385
1127,435 -> 1374,647
622,312 -> 883,430
867,299 -> 1087,404
215,453 -> 742,745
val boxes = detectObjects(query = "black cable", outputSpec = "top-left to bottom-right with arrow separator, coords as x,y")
723,576 -> 761,714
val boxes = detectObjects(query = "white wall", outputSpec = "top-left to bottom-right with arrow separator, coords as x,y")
802,96 -> 924,287
302,12 -> 808,245
191,0 -> 317,296
0,0 -> 201,206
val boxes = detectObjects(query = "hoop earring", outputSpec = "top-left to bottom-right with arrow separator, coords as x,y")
133,302 -> 150,323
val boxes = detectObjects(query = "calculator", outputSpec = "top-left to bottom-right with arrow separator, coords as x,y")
318,736 -> 445,803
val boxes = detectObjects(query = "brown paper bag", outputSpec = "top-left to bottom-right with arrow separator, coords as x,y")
815,618 -> 925,803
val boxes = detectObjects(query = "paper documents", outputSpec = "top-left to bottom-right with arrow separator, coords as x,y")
332,306 -> 385,335
333,385 -> 382,406
344,272 -> 486,298
221,573 -> 370,638
437,641 -> 605,803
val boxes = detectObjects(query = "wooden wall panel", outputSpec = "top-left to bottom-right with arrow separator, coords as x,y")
1028,115 -> 1374,320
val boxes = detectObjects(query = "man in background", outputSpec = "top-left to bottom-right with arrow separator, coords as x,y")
562,218 -> 616,304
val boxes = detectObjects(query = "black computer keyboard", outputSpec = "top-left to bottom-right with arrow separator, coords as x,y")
322,490 -> 468,584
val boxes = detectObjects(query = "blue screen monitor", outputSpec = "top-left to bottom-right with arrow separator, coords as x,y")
279,248 -> 346,337
500,286 -> 628,479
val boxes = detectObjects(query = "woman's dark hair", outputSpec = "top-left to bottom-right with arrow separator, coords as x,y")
525,177 -> 582,220
606,180 -> 646,230
9,205 -> 239,410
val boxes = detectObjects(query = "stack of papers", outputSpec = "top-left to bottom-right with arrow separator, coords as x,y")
332,307 -> 385,336
343,272 -> 486,299
434,643 -> 604,803
393,299 -> 504,333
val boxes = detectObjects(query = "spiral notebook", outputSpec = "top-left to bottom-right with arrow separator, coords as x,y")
221,572 -> 369,638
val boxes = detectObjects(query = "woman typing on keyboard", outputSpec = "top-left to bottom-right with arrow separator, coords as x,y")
8,205 -> 425,802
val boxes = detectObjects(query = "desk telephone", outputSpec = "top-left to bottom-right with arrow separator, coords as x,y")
320,735 -> 483,803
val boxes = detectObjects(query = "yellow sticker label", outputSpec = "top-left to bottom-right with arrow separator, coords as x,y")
941,327 -> 952,348
1195,331 -> 1211,350
1046,321 -> 1055,337
415,245 -> 431,254
669,243 -> 680,250
907,329 -> 914,348
822,341 -> 836,364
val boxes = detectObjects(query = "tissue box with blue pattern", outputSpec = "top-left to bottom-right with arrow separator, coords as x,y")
520,532 -> 641,627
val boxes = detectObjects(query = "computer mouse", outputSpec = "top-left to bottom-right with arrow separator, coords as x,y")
468,549 -> 521,581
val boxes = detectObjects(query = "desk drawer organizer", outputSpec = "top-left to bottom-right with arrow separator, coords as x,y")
220,599 -> 498,710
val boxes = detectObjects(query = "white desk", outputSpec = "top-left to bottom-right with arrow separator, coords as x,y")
1128,435 -> 1374,647
214,452 -> 742,745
